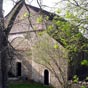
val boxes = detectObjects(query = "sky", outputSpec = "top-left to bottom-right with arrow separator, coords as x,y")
3,0 -> 66,16
3,0 -> 56,16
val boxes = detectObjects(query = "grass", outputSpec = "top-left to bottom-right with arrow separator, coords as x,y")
9,81 -> 53,88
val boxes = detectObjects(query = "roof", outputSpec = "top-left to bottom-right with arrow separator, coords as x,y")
5,0 -> 66,37
5,1 -> 65,21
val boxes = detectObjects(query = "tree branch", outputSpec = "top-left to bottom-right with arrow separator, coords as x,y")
5,0 -> 24,36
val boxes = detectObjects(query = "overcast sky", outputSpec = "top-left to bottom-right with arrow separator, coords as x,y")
3,0 -> 66,16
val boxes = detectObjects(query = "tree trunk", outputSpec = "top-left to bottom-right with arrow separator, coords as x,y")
0,0 -> 8,88
0,0 -> 4,87
1,35 -> 8,88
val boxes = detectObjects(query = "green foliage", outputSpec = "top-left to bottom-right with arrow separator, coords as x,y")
47,25 -> 54,33
81,60 -> 88,66
65,0 -> 88,31
56,9 -> 61,14
48,15 -> 88,54
45,16 -> 49,20
73,75 -> 79,83
36,16 -> 43,23
81,85 -> 86,88
23,12 -> 29,17
65,10 -> 74,18
47,14 -> 88,79
86,76 -> 88,81
38,32 -> 43,36
54,44 -> 59,49
20,12 -> 30,19
47,0 -> 88,57
38,31 -> 46,36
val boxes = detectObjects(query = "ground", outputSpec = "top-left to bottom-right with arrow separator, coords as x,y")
8,80 -> 53,88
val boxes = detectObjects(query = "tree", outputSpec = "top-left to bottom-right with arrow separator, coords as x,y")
46,0 -> 88,85
55,0 -> 88,35
33,33 -> 68,88
0,0 -> 24,88
34,0 -> 88,86
0,0 -> 8,88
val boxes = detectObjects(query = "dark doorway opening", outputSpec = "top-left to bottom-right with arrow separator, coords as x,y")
44,69 -> 49,85
16,62 -> 21,76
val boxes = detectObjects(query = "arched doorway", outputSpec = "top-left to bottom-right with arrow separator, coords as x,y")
16,62 -> 21,76
44,69 -> 49,85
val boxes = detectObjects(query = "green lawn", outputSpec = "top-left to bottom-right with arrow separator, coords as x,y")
9,82 -> 53,88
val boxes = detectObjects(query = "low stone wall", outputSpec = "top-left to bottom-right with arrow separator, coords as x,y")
68,81 -> 88,88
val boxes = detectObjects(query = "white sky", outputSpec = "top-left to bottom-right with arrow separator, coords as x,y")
3,0 -> 66,16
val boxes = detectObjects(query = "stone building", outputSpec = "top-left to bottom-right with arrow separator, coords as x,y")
5,1 -> 88,88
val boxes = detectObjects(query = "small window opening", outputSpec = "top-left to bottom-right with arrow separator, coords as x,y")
44,69 -> 49,85
16,62 -> 21,76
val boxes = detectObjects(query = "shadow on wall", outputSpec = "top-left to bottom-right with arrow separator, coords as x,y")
8,51 -> 50,85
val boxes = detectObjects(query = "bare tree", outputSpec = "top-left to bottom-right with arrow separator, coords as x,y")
0,0 -> 8,88
0,0 -> 25,88
32,34 -> 68,88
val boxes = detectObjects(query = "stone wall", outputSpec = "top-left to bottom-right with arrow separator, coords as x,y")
8,37 -> 32,79
32,33 -> 68,88
68,81 -> 88,88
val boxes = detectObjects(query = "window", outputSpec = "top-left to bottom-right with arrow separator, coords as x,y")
16,62 -> 21,76
44,69 -> 49,85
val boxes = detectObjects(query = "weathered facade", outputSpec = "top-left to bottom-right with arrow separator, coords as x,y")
5,1 -> 88,88
5,1 -> 68,88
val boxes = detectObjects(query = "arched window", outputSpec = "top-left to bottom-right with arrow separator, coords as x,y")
44,69 -> 49,85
